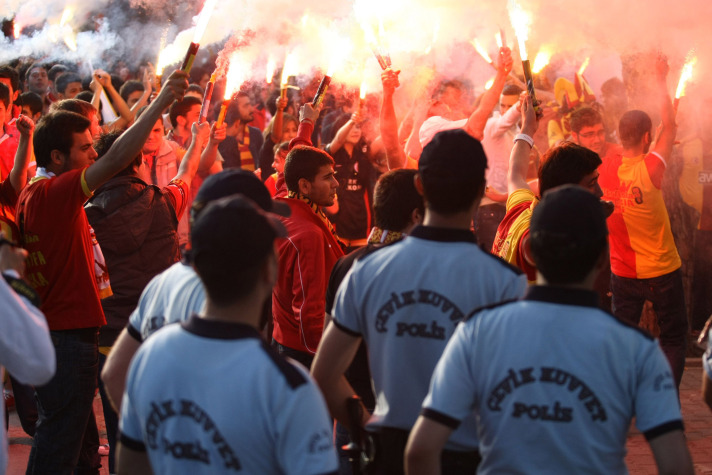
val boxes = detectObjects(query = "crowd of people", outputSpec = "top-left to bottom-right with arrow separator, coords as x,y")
0,36 -> 709,475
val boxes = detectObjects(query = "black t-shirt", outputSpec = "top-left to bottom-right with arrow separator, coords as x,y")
326,143 -> 377,240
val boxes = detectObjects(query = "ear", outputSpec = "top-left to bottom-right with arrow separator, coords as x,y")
414,173 -> 424,196
176,115 -> 187,129
50,149 -> 65,167
297,177 -> 311,196
11,90 -> 19,103
411,207 -> 423,226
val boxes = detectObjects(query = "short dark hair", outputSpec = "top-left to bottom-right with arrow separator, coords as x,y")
34,111 -> 91,168
51,98 -> 96,119
47,64 -> 68,82
188,65 -> 207,85
119,80 -> 144,103
273,141 -> 289,155
570,107 -> 604,134
94,130 -> 141,177
283,146 -> 334,192
17,92 -> 43,116
530,185 -> 608,284
0,83 -> 9,108
618,110 -> 652,148
538,142 -> 602,196
55,72 -> 82,95
373,169 -> 424,231
168,96 -> 202,128
502,84 -> 524,96
24,63 -> 48,83
186,84 -> 205,96
75,91 -> 94,103
0,65 -> 20,93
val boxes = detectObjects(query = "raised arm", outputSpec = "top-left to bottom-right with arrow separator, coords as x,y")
95,69 -> 133,125
380,68 -> 408,169
288,103 -> 320,150
508,94 -> 538,194
197,122 -> 226,177
328,112 -> 360,155
128,67 -> 154,117
271,96 -> 288,144
172,121 -> 209,187
652,55 -> 677,161
9,115 -> 34,193
84,70 -> 188,191
464,47 -> 513,140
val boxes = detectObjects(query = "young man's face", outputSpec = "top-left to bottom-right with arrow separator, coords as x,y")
180,104 -> 201,131
62,129 -> 98,172
27,67 -> 49,95
143,120 -> 165,154
60,82 -> 82,100
237,95 -> 254,123
304,164 -> 338,207
126,90 -> 143,108
499,94 -> 519,115
88,113 -> 102,140
0,101 -> 6,128
572,124 -> 606,155
578,169 -> 603,198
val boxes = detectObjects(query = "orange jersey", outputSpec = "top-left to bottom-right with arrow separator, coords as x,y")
491,188 -> 538,282
599,152 -> 680,279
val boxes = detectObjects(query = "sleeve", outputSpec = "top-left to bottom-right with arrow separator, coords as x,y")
118,350 -> 148,451
50,167 -> 93,210
421,321 -> 479,428
162,179 -> 190,219
275,367 -> 339,475
486,106 -> 520,138
633,339 -> 684,439
0,178 -> 18,209
505,188 -> 535,213
127,274 -> 163,342
331,265 -> 364,336
290,232 -> 329,350
289,121 -> 315,150
644,152 -> 666,189
0,274 -> 55,386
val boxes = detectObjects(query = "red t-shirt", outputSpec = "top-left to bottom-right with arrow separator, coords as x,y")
0,179 -> 19,243
17,167 -> 106,330
0,120 -> 20,182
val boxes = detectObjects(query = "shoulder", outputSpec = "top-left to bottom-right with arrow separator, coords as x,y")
480,251 -> 526,276
463,297 -> 521,323
506,188 -> 536,209
256,340 -> 309,390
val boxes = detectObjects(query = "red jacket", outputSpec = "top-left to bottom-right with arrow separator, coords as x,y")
272,197 -> 344,354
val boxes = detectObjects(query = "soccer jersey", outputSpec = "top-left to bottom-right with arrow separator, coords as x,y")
120,315 -> 338,475
491,188 -> 538,282
600,151 -> 681,279
422,286 -> 682,474
0,179 -> 18,243
16,167 -> 106,330
127,261 -> 205,342
332,226 -> 526,450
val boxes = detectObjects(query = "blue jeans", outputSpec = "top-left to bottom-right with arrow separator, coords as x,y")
611,269 -> 688,388
97,353 -> 117,474
26,329 -> 101,475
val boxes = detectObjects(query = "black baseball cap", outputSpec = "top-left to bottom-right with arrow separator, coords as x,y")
191,169 -> 290,224
190,195 -> 286,271
530,184 -> 608,256
418,129 -> 487,184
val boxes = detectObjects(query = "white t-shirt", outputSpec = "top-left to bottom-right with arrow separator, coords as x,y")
423,286 -> 682,474
332,225 -> 526,450
120,315 -> 338,474
127,261 -> 205,342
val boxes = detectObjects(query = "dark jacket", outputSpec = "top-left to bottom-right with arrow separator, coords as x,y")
85,175 -> 181,346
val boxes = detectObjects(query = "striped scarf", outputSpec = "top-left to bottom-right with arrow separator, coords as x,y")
367,227 -> 404,245
287,191 -> 342,243
238,125 -> 254,171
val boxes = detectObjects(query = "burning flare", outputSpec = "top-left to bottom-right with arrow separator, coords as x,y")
578,57 -> 590,76
485,77 -> 496,90
192,0 -> 219,44
216,54 -> 244,127
507,0 -> 531,60
532,48 -> 552,74
675,51 -> 697,100
265,56 -> 276,84
471,38 -> 493,64
13,21 -> 21,40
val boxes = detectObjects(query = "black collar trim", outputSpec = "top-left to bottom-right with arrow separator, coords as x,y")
181,314 -> 262,340
525,286 -> 599,309
409,225 -> 477,244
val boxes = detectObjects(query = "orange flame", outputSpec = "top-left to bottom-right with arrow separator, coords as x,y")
578,57 -> 590,76
495,31 -> 503,49
192,0 -> 219,44
532,48 -> 552,74
281,52 -> 297,88
485,77 -> 495,90
265,56 -> 276,84
471,38 -> 493,64
675,51 -> 697,99
13,21 -> 21,39
507,0 -> 530,60
223,52 -> 244,100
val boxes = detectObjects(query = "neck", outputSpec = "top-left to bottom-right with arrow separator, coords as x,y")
623,143 -> 647,157
344,142 -> 354,155
200,293 -> 266,328
422,208 -> 474,230
535,271 -> 597,290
